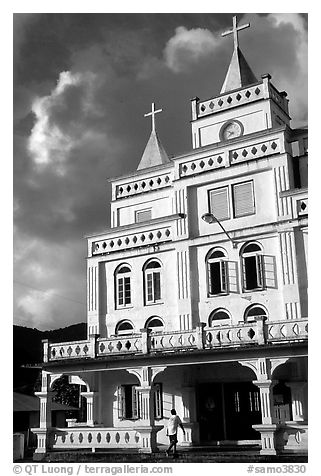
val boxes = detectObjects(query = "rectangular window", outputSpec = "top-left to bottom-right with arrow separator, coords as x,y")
117,385 -> 139,419
209,187 -> 230,221
233,181 -> 255,218
242,255 -> 264,291
146,271 -> 161,303
208,261 -> 228,295
117,276 -> 131,307
135,209 -> 152,223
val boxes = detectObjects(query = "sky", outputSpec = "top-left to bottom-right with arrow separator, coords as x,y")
13,12 -> 308,331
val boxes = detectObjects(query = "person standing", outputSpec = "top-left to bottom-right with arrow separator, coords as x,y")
166,409 -> 185,457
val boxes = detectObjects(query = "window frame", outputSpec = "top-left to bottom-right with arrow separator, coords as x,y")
241,243 -> 264,292
206,249 -> 229,297
117,384 -> 139,420
143,260 -> 163,305
115,265 -> 132,309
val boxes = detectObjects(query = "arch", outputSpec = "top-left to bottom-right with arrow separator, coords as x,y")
240,241 -> 263,255
115,320 -> 135,335
145,316 -> 164,331
244,304 -> 268,322
143,258 -> 162,270
205,246 -> 228,261
208,308 -> 231,327
206,247 -> 228,296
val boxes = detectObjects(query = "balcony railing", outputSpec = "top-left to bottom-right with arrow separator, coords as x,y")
44,317 -> 308,363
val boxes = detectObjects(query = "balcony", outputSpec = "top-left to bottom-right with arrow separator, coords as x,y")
44,317 -> 308,363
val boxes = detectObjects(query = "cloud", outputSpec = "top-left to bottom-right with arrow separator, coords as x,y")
164,26 -> 219,73
266,13 -> 307,126
27,70 -> 102,173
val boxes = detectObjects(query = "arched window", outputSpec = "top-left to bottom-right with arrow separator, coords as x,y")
115,320 -> 134,335
241,242 -> 264,291
145,316 -> 164,332
115,264 -> 131,308
206,248 -> 228,296
244,305 -> 268,322
143,260 -> 162,304
208,309 -> 231,327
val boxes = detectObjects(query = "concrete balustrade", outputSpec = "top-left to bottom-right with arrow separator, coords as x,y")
43,317 -> 308,363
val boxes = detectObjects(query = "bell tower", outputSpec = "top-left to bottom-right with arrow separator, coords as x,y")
191,16 -> 290,149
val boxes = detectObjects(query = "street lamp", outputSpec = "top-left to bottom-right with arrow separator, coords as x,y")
201,212 -> 238,248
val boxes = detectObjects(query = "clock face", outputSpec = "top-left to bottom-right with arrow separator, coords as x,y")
220,121 -> 243,141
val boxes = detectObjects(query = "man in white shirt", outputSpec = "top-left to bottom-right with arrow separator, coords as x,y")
166,409 -> 185,457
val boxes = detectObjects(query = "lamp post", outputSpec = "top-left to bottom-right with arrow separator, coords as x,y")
201,213 -> 238,248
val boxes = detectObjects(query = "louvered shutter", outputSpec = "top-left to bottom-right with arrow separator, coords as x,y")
227,261 -> 239,293
154,384 -> 163,419
136,209 -> 152,223
233,181 -> 255,217
153,272 -> 161,300
209,187 -> 230,221
263,255 -> 277,288
117,386 -> 126,419
256,255 -> 264,288
132,386 -> 139,419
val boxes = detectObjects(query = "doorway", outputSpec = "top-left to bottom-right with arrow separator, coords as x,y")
197,382 -> 261,442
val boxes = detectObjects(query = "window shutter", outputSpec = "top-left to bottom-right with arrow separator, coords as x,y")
154,384 -> 163,419
153,272 -> 161,301
209,187 -> 230,221
132,386 -> 139,419
233,181 -> 255,217
146,273 -> 153,302
241,257 -> 247,290
263,255 -> 277,288
124,276 -> 131,304
256,255 -> 264,288
227,261 -> 239,293
118,278 -> 124,306
136,209 -> 152,223
117,386 -> 125,419
220,261 -> 228,293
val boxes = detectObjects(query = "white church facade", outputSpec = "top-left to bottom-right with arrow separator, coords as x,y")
32,17 -> 308,459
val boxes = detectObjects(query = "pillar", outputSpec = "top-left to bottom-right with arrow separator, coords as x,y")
252,379 -> 277,455
81,391 -> 98,426
286,382 -> 307,422
33,371 -> 53,459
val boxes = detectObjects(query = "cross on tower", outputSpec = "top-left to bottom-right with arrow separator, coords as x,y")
144,102 -> 163,132
221,15 -> 250,50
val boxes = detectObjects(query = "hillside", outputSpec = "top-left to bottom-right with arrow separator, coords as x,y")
13,322 -> 87,394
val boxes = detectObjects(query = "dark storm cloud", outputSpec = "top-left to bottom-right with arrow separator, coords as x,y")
13,13 -> 307,329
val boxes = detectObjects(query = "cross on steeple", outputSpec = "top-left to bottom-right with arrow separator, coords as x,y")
221,15 -> 250,50
144,102 -> 163,132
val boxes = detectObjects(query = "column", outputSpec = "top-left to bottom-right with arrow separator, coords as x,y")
252,379 -> 277,455
136,385 -> 158,453
33,371 -> 53,459
181,386 -> 199,446
286,382 -> 306,422
81,391 -> 98,426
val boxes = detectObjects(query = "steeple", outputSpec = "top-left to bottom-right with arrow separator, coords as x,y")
137,103 -> 170,170
220,15 -> 257,94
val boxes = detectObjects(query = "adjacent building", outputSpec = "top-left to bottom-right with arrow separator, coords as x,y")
32,16 -> 308,459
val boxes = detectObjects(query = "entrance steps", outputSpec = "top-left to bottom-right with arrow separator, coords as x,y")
34,446 -> 308,463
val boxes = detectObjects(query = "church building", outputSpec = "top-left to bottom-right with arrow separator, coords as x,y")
32,16 -> 308,459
